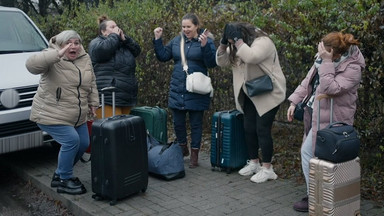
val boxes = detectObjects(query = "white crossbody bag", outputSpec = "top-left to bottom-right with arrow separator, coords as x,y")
180,33 -> 213,97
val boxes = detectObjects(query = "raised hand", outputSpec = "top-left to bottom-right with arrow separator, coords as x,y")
225,24 -> 242,43
198,29 -> 209,47
119,28 -> 125,41
154,27 -> 163,40
318,41 -> 333,60
59,43 -> 72,57
220,24 -> 229,45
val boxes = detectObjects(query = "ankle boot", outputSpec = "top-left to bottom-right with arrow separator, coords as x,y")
179,143 -> 189,157
189,148 -> 199,168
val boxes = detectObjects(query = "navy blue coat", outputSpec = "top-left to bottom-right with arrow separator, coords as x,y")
88,33 -> 141,107
153,32 -> 217,111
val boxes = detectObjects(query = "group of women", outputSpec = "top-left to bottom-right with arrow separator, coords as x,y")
25,12 -> 365,213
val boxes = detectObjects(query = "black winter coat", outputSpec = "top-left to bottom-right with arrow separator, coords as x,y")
153,32 -> 217,111
89,33 -> 141,106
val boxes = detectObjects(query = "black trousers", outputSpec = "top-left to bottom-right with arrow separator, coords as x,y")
243,95 -> 280,163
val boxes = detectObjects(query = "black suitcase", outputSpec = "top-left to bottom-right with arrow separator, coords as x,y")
210,110 -> 248,173
91,87 -> 148,205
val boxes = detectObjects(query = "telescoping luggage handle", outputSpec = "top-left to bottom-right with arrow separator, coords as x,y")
317,94 -> 334,129
101,86 -> 116,118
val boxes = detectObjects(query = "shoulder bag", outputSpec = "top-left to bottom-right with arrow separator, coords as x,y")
315,96 -> 360,163
244,53 -> 276,97
180,33 -> 213,96
293,96 -> 310,121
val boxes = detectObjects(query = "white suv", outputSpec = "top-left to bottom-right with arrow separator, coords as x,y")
0,6 -> 50,154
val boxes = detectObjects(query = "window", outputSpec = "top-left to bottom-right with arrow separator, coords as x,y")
0,11 -> 47,53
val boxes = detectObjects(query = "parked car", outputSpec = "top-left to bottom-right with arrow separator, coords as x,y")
0,6 -> 52,154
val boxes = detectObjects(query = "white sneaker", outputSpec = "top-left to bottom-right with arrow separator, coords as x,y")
250,166 -> 278,183
238,160 -> 262,176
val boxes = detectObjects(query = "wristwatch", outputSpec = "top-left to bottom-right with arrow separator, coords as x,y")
234,37 -> 239,42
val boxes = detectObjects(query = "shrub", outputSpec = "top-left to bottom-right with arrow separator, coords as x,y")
28,0 -> 384,203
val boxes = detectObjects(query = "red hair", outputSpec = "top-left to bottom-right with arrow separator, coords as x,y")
322,32 -> 360,55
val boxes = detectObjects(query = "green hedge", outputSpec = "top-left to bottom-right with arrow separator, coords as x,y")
29,0 -> 384,202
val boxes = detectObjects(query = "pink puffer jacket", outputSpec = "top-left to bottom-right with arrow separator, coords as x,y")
288,46 -> 365,152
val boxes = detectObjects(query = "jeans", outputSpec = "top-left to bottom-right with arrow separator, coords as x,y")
171,109 -> 204,149
301,128 -> 313,195
37,123 -> 89,179
243,95 -> 279,163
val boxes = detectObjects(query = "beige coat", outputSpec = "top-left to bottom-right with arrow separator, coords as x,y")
26,38 -> 99,126
216,36 -> 286,116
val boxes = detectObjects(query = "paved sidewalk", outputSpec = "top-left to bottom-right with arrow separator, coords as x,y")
1,146 -> 383,216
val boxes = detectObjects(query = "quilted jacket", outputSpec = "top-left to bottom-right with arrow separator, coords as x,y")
153,30 -> 217,111
26,36 -> 99,126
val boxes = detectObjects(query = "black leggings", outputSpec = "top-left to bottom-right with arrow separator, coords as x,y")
243,95 -> 279,163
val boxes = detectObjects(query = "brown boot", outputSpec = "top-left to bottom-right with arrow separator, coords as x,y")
189,148 -> 199,168
179,143 -> 189,157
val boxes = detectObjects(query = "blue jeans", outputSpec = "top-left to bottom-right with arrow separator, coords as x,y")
171,109 -> 204,149
301,128 -> 313,195
37,123 -> 89,179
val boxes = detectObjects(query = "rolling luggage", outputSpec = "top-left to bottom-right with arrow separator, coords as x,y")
210,110 -> 248,173
309,95 -> 361,215
91,87 -> 148,205
131,106 -> 168,144
309,157 -> 361,216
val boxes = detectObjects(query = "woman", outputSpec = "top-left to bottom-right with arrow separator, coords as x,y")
216,22 -> 286,183
287,32 -> 365,212
89,15 -> 141,116
25,30 -> 99,195
153,13 -> 217,168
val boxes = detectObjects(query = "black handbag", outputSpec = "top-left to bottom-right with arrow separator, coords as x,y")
314,97 -> 360,163
245,75 -> 273,96
315,122 -> 360,163
245,52 -> 276,97
293,102 -> 305,121
293,96 -> 310,121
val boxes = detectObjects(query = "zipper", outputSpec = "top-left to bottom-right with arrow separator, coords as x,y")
73,62 -> 82,127
56,87 -> 61,103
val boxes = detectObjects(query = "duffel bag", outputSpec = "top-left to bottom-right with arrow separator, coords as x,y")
147,135 -> 185,181
314,96 -> 360,163
315,122 -> 360,163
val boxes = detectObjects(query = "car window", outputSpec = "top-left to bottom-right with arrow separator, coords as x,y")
0,11 -> 47,53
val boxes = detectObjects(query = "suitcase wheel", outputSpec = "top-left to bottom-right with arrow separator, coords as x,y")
92,194 -> 104,201
110,200 -> 117,206
225,168 -> 232,174
141,187 -> 147,193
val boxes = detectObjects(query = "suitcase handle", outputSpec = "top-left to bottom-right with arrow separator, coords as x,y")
100,86 -> 116,118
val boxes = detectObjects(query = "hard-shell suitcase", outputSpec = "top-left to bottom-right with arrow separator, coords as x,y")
309,157 -> 361,216
91,87 -> 148,205
210,110 -> 248,173
131,106 -> 168,144
309,95 -> 361,215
